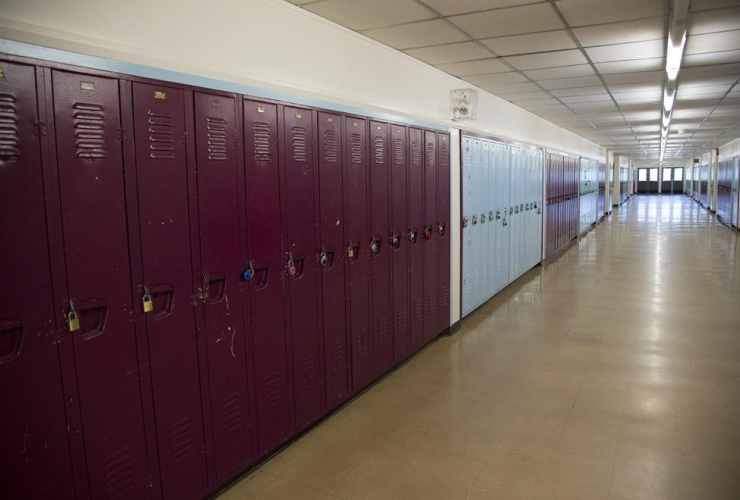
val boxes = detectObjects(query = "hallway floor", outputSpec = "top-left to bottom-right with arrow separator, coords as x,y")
220,195 -> 740,500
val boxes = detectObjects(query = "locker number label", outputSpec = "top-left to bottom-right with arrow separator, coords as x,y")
80,81 -> 95,91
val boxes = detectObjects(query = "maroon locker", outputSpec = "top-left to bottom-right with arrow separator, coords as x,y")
369,121 -> 393,376
131,83 -> 207,497
281,106 -> 324,428
343,116 -> 372,390
243,99 -> 291,453
407,127 -> 424,351
0,61 -> 76,500
194,92 -> 254,478
390,125 -> 409,361
422,130 -> 437,342
436,132 -> 450,335
52,70 -> 149,499
317,112 -> 349,407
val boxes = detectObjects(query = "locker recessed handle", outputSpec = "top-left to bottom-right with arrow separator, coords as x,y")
369,237 -> 381,255
471,215 -> 478,226
503,218 -> 508,227
0,319 -> 22,364
347,242 -> 360,261
488,211 -> 494,221
480,213 -> 486,225
286,253 -> 304,278
462,217 -> 468,228
249,262 -> 270,290
408,229 -> 418,244
496,210 -> 501,220
437,222 -> 445,237
318,246 -> 333,268
390,232 -> 401,249
241,262 -> 255,281
423,226 -> 432,240
71,299 -> 108,340
145,284 -> 175,318
205,273 -> 226,304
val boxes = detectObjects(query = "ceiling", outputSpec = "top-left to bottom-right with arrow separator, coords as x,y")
287,0 -> 740,160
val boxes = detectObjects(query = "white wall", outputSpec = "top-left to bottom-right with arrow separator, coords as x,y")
0,0 -> 605,326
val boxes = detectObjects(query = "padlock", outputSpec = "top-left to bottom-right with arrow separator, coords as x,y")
66,302 -> 80,332
391,233 -> 400,248
423,226 -> 432,240
437,222 -> 445,236
318,249 -> 329,267
408,229 -> 417,243
242,262 -> 255,281
347,244 -> 355,259
370,239 -> 379,254
287,254 -> 297,276
489,211 -> 494,221
142,286 -> 154,313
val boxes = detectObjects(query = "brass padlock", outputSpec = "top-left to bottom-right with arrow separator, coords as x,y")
347,245 -> 355,259
142,286 -> 154,313
66,302 -> 80,332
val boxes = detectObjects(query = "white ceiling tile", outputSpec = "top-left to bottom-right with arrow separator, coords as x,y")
449,3 -> 563,38
685,30 -> 740,55
524,64 -> 595,80
513,97 -> 562,106
689,7 -> 740,35
539,75 -> 603,89
464,72 -> 529,86
624,110 -> 662,122
550,86 -> 608,97
586,39 -> 665,63
480,30 -> 576,56
678,85 -> 732,96
608,82 -> 662,93
573,16 -> 666,47
305,0 -> 435,30
555,0 -> 667,27
601,71 -> 665,85
419,0 -> 541,16
673,108 -> 713,119
404,42 -> 493,64
481,82 -> 542,93
504,49 -> 587,70
362,19 -> 469,49
677,49 -> 740,67
436,58 -> 510,76
680,63 -> 740,79
522,103 -> 570,111
560,94 -> 612,103
567,101 -> 617,110
595,58 -> 665,73
498,90 -> 553,100
631,124 -> 662,132
612,91 -> 661,100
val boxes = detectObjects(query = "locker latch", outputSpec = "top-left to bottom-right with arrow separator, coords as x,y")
286,253 -> 297,276
509,207 -> 514,215
496,210 -> 501,220
515,206 -> 520,214
437,221 -> 445,236
370,238 -> 380,255
471,215 -> 478,226
200,271 -> 210,300
520,204 -> 524,212
408,229 -> 417,243
480,213 -> 486,224
142,285 -> 154,313
242,261 -> 255,281
390,232 -> 401,249
503,218 -> 508,227
423,226 -> 432,241
66,300 -> 80,332
318,248 -> 329,267
462,217 -> 468,228
488,211 -> 494,221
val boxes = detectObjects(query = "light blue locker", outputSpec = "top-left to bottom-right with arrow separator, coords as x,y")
462,136 -> 476,315
487,142 -> 498,298
479,140 -> 490,299
496,145 -> 511,292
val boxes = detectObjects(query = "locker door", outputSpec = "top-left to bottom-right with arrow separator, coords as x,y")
408,128 -> 424,345
344,116 -> 372,389
282,106 -> 323,428
194,92 -> 254,477
317,112 -> 349,407
243,99 -> 291,453
471,138 -> 482,306
131,83 -> 207,496
733,158 -> 740,227
52,70 -> 149,499
509,148 -> 519,282
499,145 -> 511,289
370,121 -> 393,374
461,136 -> 475,315
0,61 -> 76,500
436,132 -> 451,335
479,140 -> 490,300
487,143 -> 498,297
536,152 -> 543,263
423,130 -> 438,342
391,125 -> 410,359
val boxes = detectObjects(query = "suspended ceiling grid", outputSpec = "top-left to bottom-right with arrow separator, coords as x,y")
288,0 -> 740,160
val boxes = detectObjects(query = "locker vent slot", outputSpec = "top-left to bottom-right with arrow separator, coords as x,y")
376,316 -> 388,347
355,327 -> 369,358
395,307 -> 407,336
374,136 -> 384,164
291,125 -> 307,162
104,446 -> 134,499
263,372 -> 283,412
170,416 -> 195,464
412,299 -> 422,328
393,138 -> 404,165
206,116 -> 228,161
411,139 -> 421,166
440,141 -> 449,163
427,292 -> 436,315
463,275 -> 470,295
298,355 -> 316,392
324,129 -> 338,163
147,110 -> 175,160
329,340 -> 345,372
350,133 -> 362,164
0,93 -> 20,159
440,285 -> 449,309
221,392 -> 242,435
72,102 -> 106,159
253,121 -> 272,162
426,143 -> 435,168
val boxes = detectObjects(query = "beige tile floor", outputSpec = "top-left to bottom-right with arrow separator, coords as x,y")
220,195 -> 740,500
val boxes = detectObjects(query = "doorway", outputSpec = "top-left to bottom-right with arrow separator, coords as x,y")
661,167 -> 684,194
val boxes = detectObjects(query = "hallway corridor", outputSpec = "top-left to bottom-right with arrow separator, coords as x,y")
222,195 -> 740,500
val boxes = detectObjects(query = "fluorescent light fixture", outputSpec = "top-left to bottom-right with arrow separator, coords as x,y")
666,31 -> 687,80
663,87 -> 676,112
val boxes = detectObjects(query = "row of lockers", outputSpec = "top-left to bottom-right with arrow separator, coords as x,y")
0,58 -> 450,500
545,153 -> 580,257
461,135 -> 544,316
717,157 -> 740,227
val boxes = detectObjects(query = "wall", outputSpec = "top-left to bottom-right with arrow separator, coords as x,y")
0,0 -> 604,327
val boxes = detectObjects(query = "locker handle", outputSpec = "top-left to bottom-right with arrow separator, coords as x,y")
369,237 -> 381,255
205,273 -> 226,304
0,319 -> 22,364
408,229 -> 418,244
471,215 -> 478,226
249,262 -> 270,290
347,242 -> 360,261
488,211 -> 494,222
437,221 -> 445,236
480,213 -> 486,225
70,299 -> 108,340
285,253 -> 305,278
318,246 -> 333,269
503,218 -> 508,227
144,284 -> 175,318
496,210 -> 501,220
423,226 -> 432,241
390,232 -> 401,249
